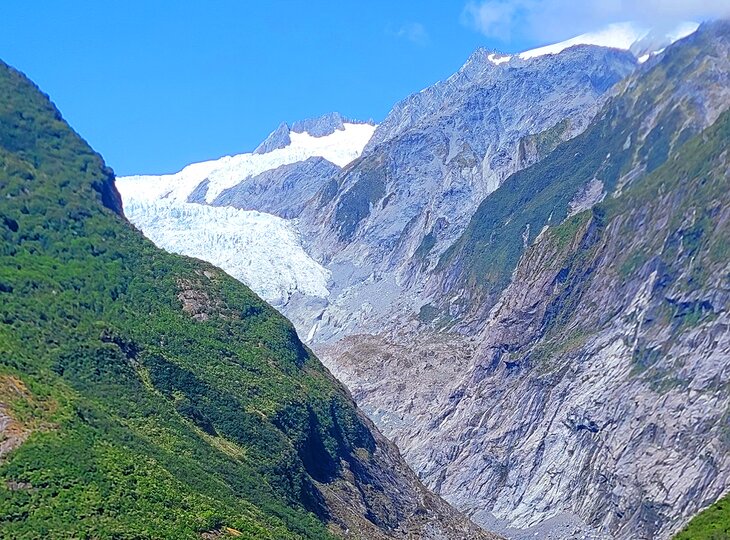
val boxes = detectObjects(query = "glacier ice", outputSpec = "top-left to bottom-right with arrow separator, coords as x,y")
123,199 -> 331,305
116,118 -> 375,306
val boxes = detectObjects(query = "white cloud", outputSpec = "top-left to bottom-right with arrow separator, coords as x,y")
462,1 -> 524,40
462,0 -> 730,43
395,22 -> 430,46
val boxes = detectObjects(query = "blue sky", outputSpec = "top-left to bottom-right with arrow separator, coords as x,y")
2,1 -> 728,175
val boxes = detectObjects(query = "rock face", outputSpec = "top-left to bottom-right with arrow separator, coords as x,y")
320,21 -> 730,540
208,157 -> 340,219
291,45 -> 638,343
420,108 -> 730,540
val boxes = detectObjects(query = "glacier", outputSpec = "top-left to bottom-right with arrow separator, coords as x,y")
116,115 -> 375,305
123,199 -> 331,305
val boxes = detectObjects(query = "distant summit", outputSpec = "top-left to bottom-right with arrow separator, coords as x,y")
472,21 -> 700,66
255,112 -> 375,154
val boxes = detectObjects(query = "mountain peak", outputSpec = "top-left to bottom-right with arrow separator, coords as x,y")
291,111 -> 347,137
255,112 -> 375,155
253,121 -> 290,154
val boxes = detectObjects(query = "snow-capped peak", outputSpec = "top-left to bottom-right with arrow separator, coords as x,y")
117,116 -> 375,205
518,21 -> 698,60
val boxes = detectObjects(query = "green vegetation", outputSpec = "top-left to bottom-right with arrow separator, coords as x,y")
0,60 -> 376,538
535,105 -> 729,362
417,304 -> 440,323
674,494 -> 730,540
524,118 -> 572,160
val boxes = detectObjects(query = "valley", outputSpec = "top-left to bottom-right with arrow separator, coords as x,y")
0,12 -> 728,540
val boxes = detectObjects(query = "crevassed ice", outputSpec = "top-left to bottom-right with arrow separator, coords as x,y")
123,199 -> 331,305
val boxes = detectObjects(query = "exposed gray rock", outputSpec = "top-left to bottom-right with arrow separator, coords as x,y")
210,156 -> 340,218
116,20 -> 730,540
568,178 -> 604,217
313,21 -> 730,540
291,111 -> 349,136
254,121 -> 291,154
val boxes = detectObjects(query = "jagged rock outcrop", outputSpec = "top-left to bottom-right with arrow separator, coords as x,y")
254,113 -> 376,155
291,112 -> 371,137
254,121 -> 292,154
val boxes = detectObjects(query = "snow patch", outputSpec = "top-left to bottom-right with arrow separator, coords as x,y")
488,53 -> 512,65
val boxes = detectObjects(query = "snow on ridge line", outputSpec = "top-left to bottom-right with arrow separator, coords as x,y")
116,121 -> 376,205
123,198 -> 331,304
488,53 -> 512,65
518,21 -> 699,60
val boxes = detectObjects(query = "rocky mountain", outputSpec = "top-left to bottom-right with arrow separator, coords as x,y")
117,28 -> 660,336
322,20 -> 730,540
0,61 -> 496,539
293,44 -> 639,343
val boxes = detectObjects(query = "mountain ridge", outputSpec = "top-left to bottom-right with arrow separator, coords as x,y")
255,112 -> 376,155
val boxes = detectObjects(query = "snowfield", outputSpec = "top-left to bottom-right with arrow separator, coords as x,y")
117,122 -> 375,204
